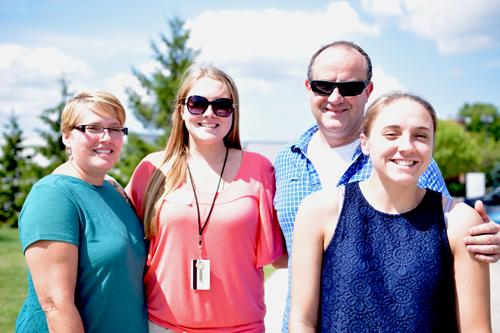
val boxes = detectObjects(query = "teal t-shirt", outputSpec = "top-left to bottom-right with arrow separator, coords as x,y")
16,174 -> 148,333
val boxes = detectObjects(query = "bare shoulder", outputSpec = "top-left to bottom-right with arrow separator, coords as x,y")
144,151 -> 165,167
299,187 -> 342,222
446,200 -> 483,242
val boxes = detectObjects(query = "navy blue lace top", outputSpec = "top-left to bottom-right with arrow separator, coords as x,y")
320,182 -> 457,332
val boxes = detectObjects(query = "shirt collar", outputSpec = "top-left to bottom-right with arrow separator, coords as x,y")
290,124 -> 318,155
291,124 -> 363,162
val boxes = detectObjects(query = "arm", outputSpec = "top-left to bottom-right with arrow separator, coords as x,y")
289,190 -> 338,332
447,202 -> 491,333
464,200 -> 500,263
25,240 -> 84,333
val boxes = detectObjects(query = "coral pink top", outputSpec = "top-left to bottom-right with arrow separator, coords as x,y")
126,151 -> 284,333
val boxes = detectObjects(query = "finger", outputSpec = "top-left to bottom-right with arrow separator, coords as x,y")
467,221 -> 499,236
464,233 -> 499,245
474,200 -> 491,223
473,253 -> 500,264
466,243 -> 500,255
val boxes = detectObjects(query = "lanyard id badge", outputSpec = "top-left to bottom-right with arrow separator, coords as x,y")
191,259 -> 210,290
187,148 -> 229,292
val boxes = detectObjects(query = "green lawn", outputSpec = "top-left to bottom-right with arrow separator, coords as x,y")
0,227 -> 27,332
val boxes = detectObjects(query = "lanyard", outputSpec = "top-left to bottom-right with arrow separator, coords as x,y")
187,147 -> 229,257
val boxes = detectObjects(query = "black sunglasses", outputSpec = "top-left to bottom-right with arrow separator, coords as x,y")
309,80 -> 369,97
184,95 -> 234,117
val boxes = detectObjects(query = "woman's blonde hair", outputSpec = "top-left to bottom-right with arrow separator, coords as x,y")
142,65 -> 242,238
61,91 -> 126,135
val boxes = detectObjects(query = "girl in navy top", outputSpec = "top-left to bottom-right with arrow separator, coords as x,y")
289,91 -> 491,332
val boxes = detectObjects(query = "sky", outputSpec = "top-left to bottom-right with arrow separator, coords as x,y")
1,0 -> 500,147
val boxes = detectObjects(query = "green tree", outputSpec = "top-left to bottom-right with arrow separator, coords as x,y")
0,113 -> 34,227
459,102 -> 500,141
114,17 -> 199,185
434,120 -> 482,179
35,78 -> 72,175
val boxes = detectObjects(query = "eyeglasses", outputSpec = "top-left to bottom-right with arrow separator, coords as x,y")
309,80 -> 369,97
185,95 -> 234,117
73,125 -> 128,137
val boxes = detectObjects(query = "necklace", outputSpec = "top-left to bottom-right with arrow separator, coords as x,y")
187,147 -> 229,290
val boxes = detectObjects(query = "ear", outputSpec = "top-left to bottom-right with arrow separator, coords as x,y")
360,133 -> 369,156
305,79 -> 312,91
62,130 -> 71,147
364,81 -> 374,100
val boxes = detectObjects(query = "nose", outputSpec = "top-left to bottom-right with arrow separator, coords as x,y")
202,105 -> 216,117
327,87 -> 344,104
98,128 -> 113,141
398,134 -> 415,152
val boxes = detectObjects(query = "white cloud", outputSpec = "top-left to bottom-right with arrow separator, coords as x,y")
0,43 -> 89,78
187,2 -> 380,66
362,0 -> 500,55
368,66 -> 405,104
102,72 -> 147,132
0,43 -> 91,138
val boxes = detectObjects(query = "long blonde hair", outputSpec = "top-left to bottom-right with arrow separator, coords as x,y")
142,65 -> 242,238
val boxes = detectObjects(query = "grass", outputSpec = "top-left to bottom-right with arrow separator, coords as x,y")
0,226 -> 27,332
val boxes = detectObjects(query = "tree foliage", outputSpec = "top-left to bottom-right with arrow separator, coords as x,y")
114,17 -> 199,185
35,78 -> 72,175
127,17 -> 199,130
434,120 -> 482,179
458,102 -> 500,141
0,114 -> 35,227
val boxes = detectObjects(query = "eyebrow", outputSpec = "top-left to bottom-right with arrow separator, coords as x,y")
381,125 -> 432,131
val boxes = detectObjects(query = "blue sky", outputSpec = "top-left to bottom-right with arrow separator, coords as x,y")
1,0 -> 500,146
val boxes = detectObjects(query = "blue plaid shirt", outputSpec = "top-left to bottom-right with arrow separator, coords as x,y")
274,124 -> 449,333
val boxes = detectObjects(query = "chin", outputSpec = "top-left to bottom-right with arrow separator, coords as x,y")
92,161 -> 117,173
387,174 -> 421,186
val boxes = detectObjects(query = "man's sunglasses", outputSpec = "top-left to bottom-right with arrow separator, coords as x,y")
309,80 -> 369,97
184,95 -> 234,117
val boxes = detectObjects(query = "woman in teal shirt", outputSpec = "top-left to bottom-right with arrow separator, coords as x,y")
16,91 -> 148,333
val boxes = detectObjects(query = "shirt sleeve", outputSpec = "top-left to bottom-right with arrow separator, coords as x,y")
418,158 -> 450,197
255,154 -> 285,268
19,181 -> 80,253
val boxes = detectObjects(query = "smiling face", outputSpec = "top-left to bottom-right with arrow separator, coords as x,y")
360,98 -> 435,186
182,77 -> 233,148
62,106 -> 124,184
307,45 -> 373,147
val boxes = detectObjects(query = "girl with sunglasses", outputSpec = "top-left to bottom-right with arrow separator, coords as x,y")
126,65 -> 286,333
289,92 -> 491,332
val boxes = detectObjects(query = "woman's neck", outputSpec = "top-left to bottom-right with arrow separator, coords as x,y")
360,174 -> 425,214
52,160 -> 105,186
188,142 -> 228,166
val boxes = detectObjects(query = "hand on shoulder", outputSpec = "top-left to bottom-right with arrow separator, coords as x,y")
446,201 -> 483,251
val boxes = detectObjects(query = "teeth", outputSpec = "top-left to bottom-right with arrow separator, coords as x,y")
393,160 -> 414,166
95,149 -> 112,154
200,123 -> 217,128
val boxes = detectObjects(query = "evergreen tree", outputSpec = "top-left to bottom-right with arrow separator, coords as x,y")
0,113 -> 33,227
35,78 -> 72,175
114,17 -> 199,185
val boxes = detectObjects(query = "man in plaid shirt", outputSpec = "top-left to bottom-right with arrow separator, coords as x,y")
274,40 -> 500,333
